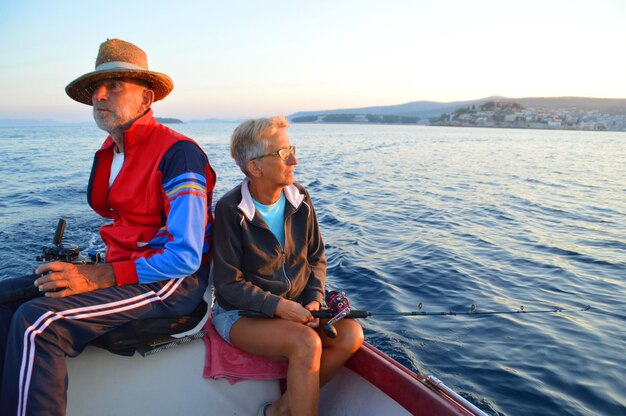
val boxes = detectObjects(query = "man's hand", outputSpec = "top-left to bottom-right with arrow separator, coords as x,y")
34,262 -> 116,298
275,298 -> 314,325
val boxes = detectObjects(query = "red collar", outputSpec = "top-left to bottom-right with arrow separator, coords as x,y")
99,109 -> 157,152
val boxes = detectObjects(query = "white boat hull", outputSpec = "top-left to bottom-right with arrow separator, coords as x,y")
67,339 -> 482,415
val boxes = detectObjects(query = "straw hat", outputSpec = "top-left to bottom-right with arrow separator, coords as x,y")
66,38 -> 174,105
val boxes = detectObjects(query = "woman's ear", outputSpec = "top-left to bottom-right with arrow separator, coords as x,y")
247,159 -> 263,177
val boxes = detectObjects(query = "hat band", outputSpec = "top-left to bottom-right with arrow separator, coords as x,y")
95,61 -> 148,71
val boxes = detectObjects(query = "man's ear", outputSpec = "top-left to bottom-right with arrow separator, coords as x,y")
141,89 -> 155,111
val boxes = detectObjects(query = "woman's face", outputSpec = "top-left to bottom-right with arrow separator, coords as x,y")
254,128 -> 298,190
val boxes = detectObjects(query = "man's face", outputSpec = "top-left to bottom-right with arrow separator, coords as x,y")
91,78 -> 150,134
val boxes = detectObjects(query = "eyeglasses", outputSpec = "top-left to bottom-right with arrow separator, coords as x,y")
251,145 -> 296,161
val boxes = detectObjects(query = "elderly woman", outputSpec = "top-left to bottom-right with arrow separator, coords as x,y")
211,116 -> 363,416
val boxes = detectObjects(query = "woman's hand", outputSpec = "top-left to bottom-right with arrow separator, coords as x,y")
304,300 -> 321,328
275,298 -> 314,324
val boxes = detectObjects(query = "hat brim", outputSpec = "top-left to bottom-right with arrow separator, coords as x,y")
65,68 -> 174,105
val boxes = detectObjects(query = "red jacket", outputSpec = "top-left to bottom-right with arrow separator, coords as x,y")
87,110 -> 215,285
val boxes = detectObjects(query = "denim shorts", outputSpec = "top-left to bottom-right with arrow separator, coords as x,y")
211,302 -> 242,344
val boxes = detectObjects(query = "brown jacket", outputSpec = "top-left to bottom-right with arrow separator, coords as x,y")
212,180 -> 326,317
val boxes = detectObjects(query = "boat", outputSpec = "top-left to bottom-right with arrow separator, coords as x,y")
7,221 -> 486,415
65,325 -> 487,415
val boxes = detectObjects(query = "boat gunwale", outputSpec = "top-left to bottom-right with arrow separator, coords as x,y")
347,342 -> 485,416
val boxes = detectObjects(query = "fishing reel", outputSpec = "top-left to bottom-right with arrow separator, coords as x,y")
36,219 -> 102,264
37,244 -> 82,263
322,291 -> 352,339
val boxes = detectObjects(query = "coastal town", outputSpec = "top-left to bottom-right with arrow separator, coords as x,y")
434,101 -> 626,131
292,100 -> 626,132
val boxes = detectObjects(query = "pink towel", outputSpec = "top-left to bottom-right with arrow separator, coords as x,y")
202,317 -> 288,385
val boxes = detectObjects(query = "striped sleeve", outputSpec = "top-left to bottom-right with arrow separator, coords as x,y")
134,141 -> 210,284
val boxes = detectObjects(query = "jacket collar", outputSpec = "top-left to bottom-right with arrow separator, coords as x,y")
238,178 -> 305,222
98,109 -> 156,152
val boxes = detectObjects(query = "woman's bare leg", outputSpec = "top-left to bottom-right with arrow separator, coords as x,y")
317,318 -> 364,386
230,317 -> 322,416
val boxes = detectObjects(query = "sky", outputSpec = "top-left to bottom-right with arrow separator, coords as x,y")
1,0 -> 625,122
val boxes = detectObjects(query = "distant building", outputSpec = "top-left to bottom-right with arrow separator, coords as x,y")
547,118 -> 562,127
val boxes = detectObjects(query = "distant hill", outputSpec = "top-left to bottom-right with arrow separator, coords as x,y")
186,118 -> 242,124
507,97 -> 626,114
289,97 -> 501,120
156,117 -> 183,124
289,96 -> 626,121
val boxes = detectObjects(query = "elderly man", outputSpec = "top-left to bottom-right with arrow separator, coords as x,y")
0,39 -> 215,415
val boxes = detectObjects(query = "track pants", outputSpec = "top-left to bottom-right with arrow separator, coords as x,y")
0,269 -> 207,416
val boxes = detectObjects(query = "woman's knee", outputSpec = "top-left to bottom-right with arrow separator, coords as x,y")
335,320 -> 364,353
288,326 -> 322,363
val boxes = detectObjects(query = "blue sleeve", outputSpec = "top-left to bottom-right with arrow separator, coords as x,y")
134,141 -> 210,283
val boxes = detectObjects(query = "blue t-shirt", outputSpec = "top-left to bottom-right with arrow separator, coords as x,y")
253,192 -> 286,247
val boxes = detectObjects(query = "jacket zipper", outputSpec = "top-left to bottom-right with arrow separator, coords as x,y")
107,138 -> 126,217
281,251 -> 292,295
250,219 -> 292,296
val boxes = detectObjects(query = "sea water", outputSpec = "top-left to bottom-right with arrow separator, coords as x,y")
0,122 -> 624,416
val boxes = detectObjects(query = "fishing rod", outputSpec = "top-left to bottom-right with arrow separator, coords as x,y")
240,291 -> 592,338
345,303 -> 593,317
